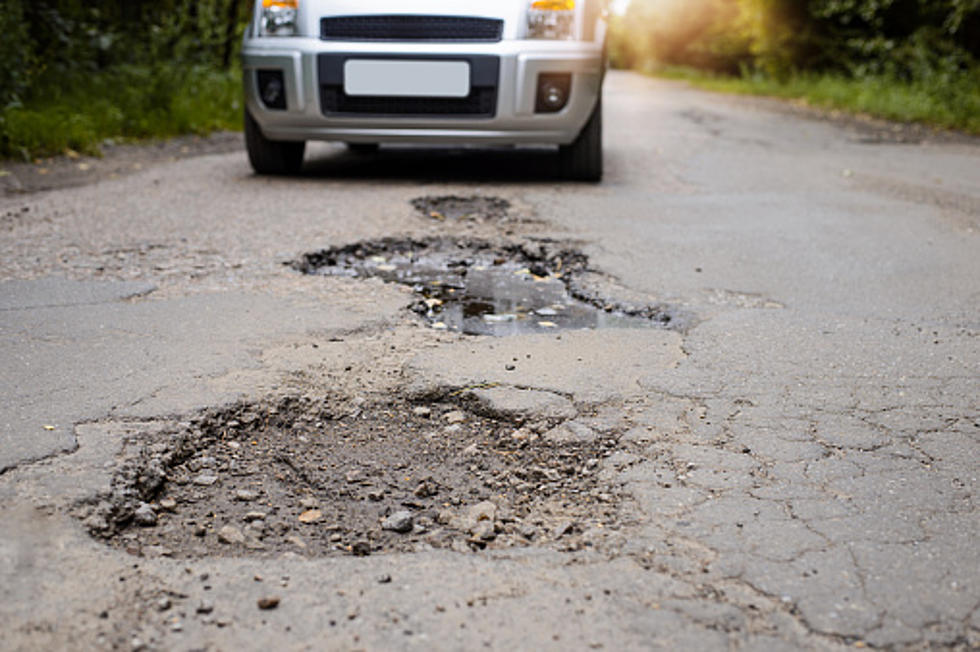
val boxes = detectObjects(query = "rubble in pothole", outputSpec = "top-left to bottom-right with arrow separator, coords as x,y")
295,236 -> 687,335
77,395 -> 634,559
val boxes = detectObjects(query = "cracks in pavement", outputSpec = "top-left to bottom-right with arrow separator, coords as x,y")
0,437 -> 79,476
3,185 -> 977,650
6,284 -> 972,647
607,380 -> 979,647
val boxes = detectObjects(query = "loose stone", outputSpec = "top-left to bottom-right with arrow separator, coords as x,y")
413,480 -> 436,498
234,489 -> 258,502
257,596 -> 280,610
382,511 -> 414,533
345,470 -> 363,484
217,525 -> 245,544
471,521 -> 496,541
444,410 -> 466,424
193,473 -> 219,487
351,541 -> 372,556
467,501 -> 498,524
298,509 -> 323,524
133,503 -> 158,527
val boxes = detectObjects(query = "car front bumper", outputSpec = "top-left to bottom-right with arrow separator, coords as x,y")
242,38 -> 603,146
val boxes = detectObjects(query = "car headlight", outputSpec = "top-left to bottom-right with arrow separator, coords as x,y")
527,0 -> 576,40
260,0 -> 299,36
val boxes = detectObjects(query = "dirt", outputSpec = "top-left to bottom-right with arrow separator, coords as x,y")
296,235 -> 686,335
0,132 -> 242,197
410,195 -> 512,222
81,395 -> 632,560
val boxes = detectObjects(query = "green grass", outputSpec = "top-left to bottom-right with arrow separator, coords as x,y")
646,64 -> 980,135
0,64 -> 243,160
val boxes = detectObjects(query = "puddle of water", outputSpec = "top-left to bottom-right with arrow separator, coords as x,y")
301,241 -> 660,336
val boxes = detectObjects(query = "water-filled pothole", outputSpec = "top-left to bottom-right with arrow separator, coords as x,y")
296,237 -> 677,336
80,397 -> 628,558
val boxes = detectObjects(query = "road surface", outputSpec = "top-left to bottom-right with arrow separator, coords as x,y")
1,71 -> 978,650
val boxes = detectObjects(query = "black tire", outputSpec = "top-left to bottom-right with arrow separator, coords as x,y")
244,110 -> 305,175
558,97 -> 603,182
346,143 -> 379,155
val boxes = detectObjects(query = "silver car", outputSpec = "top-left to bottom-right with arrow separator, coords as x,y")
241,0 -> 607,180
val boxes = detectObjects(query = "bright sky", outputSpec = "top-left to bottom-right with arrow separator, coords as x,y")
610,0 -> 630,14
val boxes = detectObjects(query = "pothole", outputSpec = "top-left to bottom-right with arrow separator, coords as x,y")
79,396 -> 631,559
411,195 -> 511,222
295,237 -> 682,335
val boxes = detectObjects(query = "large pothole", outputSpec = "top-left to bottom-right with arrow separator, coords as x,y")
295,237 -> 682,336
79,396 -> 632,559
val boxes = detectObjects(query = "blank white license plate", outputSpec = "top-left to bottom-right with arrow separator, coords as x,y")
343,60 -> 470,98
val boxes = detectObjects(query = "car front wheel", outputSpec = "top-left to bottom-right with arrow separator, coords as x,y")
558,98 -> 603,182
244,110 -> 305,175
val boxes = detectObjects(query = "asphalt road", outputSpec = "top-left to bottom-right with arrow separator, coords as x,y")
1,71 -> 978,650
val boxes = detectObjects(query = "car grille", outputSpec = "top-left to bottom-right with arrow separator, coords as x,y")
317,54 -> 500,119
320,88 -> 498,117
321,15 -> 504,42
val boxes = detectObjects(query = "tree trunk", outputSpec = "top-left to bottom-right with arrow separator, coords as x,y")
222,0 -> 241,69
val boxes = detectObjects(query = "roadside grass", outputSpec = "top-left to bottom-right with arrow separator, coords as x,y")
0,64 -> 242,160
645,65 -> 980,135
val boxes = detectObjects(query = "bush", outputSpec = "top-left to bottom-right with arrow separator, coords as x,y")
612,0 -> 980,82
0,1 -> 32,107
0,0 -> 251,158
612,0 -> 980,133
0,65 -> 242,159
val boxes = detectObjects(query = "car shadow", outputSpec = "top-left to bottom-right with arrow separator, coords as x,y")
296,144 -> 568,184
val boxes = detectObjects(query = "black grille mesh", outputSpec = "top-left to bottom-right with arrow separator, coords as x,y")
321,15 -> 503,42
320,87 -> 497,117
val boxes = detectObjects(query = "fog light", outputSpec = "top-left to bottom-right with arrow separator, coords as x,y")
535,73 -> 571,113
257,70 -> 287,110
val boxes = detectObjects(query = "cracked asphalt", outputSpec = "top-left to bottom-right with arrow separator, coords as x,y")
1,71 -> 978,650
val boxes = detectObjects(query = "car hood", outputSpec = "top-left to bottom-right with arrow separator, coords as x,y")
302,0 -> 526,31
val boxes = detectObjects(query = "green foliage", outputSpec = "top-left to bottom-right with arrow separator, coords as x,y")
0,0 -> 251,158
611,0 -> 980,81
735,0 -> 814,79
651,64 -> 980,133
0,1 -> 32,107
610,0 -> 980,131
0,65 -> 243,160
809,0 -> 980,78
